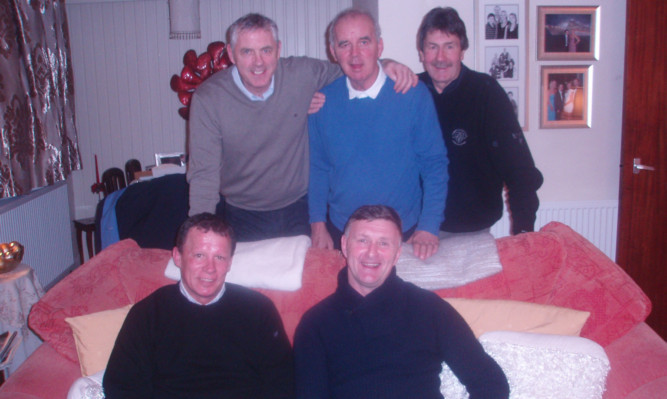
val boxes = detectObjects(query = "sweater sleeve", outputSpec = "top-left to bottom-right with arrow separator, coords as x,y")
254,297 -> 296,399
307,112 -> 331,224
103,302 -> 155,399
411,84 -> 448,235
293,311 -> 330,399
436,299 -> 509,398
187,88 -> 224,216
483,80 -> 543,234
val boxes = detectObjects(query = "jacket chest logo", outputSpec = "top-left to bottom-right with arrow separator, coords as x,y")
451,129 -> 468,146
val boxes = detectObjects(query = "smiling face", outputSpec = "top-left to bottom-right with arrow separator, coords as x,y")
419,29 -> 465,94
330,14 -> 384,91
342,219 -> 402,297
173,228 -> 232,305
228,28 -> 281,97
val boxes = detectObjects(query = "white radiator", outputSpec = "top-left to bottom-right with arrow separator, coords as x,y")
0,182 -> 76,288
490,200 -> 619,260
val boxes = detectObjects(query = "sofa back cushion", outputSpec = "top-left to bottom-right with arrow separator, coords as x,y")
436,222 -> 651,346
28,240 -> 171,363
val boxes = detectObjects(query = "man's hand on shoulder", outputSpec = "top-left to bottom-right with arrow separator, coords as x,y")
381,59 -> 418,94
308,92 -> 326,115
407,230 -> 439,260
310,222 -> 334,249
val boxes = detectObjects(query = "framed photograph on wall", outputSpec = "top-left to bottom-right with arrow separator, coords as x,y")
540,65 -> 592,129
155,152 -> 186,167
537,6 -> 599,60
476,0 -> 528,129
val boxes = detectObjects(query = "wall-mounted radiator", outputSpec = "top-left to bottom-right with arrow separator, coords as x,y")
0,182 -> 76,288
490,200 -> 619,261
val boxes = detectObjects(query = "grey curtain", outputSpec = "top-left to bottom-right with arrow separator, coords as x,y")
0,0 -> 81,198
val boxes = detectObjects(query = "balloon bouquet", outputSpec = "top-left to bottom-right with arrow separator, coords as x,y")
170,41 -> 232,120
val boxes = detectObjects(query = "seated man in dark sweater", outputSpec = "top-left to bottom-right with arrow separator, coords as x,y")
293,205 -> 509,399
103,213 -> 294,399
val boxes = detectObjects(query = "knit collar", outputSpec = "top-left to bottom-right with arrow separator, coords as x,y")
335,266 -> 403,310
346,61 -> 386,100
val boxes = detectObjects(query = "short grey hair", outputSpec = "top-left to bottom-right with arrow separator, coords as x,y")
227,13 -> 279,48
328,8 -> 381,48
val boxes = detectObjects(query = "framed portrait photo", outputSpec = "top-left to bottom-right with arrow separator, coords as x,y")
540,65 -> 592,129
155,152 -> 186,167
476,0 -> 528,129
537,6 -> 600,60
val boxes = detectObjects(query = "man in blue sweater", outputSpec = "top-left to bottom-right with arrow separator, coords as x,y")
309,8 -> 448,260
294,205 -> 509,398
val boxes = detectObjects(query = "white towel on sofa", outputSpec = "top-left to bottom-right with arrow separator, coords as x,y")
396,230 -> 502,290
164,235 -> 310,291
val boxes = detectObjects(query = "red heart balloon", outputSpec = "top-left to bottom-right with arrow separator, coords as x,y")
196,53 -> 212,71
180,65 -> 202,84
178,107 -> 190,120
178,91 -> 193,106
183,49 -> 197,69
207,41 -> 225,60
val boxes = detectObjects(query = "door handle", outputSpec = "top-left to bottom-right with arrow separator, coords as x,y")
633,158 -> 656,174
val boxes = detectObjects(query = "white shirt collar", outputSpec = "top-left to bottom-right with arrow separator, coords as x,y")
179,280 -> 225,306
231,65 -> 275,101
347,61 -> 386,100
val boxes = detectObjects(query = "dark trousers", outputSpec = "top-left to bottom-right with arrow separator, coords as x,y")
327,219 -> 417,250
216,195 -> 310,242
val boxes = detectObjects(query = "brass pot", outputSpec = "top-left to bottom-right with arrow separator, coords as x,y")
0,241 -> 24,273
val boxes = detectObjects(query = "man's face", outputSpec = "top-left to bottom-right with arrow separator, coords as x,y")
419,30 -> 465,94
228,28 -> 281,97
558,83 -> 564,91
342,219 -> 402,297
330,14 -> 384,91
488,15 -> 496,26
500,11 -> 508,23
173,228 -> 232,305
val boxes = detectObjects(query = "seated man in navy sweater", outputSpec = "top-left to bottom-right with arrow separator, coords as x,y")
103,213 -> 293,398
294,205 -> 509,399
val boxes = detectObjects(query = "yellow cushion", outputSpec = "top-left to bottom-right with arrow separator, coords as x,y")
65,304 -> 133,376
443,298 -> 590,338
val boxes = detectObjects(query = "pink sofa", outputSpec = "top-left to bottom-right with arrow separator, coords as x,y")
1,222 -> 665,398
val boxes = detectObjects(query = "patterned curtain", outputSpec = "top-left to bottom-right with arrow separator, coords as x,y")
0,0 -> 81,198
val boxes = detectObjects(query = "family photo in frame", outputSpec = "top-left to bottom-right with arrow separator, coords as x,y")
476,0 -> 527,129
538,6 -> 599,60
540,66 -> 591,129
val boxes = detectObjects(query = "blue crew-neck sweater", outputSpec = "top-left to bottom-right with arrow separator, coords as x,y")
308,76 -> 448,234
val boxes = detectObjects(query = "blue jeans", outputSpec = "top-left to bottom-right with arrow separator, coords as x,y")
216,195 -> 310,242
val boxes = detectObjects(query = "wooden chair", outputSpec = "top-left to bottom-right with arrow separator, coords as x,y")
101,167 -> 126,197
125,159 -> 142,183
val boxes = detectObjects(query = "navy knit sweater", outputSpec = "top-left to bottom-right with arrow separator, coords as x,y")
419,65 -> 543,234
294,268 -> 509,398
104,284 -> 294,399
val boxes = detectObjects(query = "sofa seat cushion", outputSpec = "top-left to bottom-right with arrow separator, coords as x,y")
603,322 -> 667,398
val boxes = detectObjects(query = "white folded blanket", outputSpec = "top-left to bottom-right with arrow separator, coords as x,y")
396,230 -> 502,290
165,235 -> 310,291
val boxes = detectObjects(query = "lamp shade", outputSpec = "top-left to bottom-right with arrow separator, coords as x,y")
169,0 -> 201,40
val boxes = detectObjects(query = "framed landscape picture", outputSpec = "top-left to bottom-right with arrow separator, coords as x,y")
537,6 -> 599,60
540,65 -> 592,129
